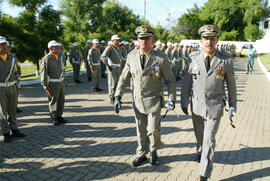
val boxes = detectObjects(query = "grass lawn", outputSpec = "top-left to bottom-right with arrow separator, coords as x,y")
20,61 -> 78,81
259,53 -> 270,72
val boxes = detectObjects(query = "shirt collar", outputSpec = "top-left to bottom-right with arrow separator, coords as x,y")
203,51 -> 216,61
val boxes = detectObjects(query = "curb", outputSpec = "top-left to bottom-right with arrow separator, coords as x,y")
257,57 -> 270,81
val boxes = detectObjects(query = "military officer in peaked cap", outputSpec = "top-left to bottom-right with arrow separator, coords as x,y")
181,25 -> 237,180
114,25 -> 176,167
0,36 -> 25,143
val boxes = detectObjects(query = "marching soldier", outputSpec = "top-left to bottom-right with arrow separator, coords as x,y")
69,42 -> 82,83
6,41 -> 22,113
100,40 -> 107,78
181,25 -> 237,180
83,40 -> 93,81
171,43 -> 181,80
114,26 -> 176,167
100,34 -> 123,104
165,42 -> 173,61
87,39 -> 103,92
178,43 -> 184,79
0,36 -> 25,143
154,40 -> 163,52
40,40 -> 67,126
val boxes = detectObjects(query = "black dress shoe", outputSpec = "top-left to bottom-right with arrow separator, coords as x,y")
52,119 -> 60,126
57,116 -> 67,124
75,80 -> 82,83
16,108 -> 23,113
150,151 -> 159,165
132,156 -> 147,167
3,133 -> 11,143
11,129 -> 25,138
96,87 -> 103,92
200,176 -> 208,181
195,154 -> 201,163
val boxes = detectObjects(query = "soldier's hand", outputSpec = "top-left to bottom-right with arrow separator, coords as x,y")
90,65 -> 96,72
181,107 -> 188,115
108,66 -> 113,71
45,87 -> 52,97
228,107 -> 236,118
114,96 -> 122,113
167,101 -> 175,111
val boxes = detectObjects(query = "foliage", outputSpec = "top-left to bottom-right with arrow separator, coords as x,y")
97,0 -> 142,41
244,23 -> 263,41
60,0 -> 105,48
259,52 -> 270,71
2,1 -> 62,64
174,4 -> 204,40
219,30 -> 239,41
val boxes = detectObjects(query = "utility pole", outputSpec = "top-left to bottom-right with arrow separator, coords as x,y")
168,11 -> 171,29
167,9 -> 171,30
144,0 -> 146,21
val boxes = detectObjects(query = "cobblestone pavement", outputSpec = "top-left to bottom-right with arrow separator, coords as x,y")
0,57 -> 269,181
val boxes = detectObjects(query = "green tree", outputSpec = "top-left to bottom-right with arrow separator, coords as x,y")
244,23 -> 263,41
175,4 -> 205,39
154,24 -> 171,42
242,0 -> 268,24
200,0 -> 245,40
6,0 -> 62,64
60,0 -> 106,47
100,0 -> 142,41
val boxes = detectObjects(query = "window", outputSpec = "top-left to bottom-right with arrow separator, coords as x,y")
264,21 -> 269,29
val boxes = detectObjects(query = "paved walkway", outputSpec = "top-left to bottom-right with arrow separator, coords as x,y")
0,57 -> 269,181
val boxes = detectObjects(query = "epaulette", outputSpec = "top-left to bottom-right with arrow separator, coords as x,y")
189,51 -> 200,57
153,49 -> 166,58
216,50 -> 231,59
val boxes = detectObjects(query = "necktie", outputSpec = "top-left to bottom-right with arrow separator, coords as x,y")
205,56 -> 210,72
141,54 -> 146,69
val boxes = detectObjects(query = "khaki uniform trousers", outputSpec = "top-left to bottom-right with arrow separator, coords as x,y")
107,67 -> 121,102
48,82 -> 65,119
192,112 -> 221,178
134,106 -> 162,158
91,65 -> 101,89
0,85 -> 17,134
72,63 -> 81,81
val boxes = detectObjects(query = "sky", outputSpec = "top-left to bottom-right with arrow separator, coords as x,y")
1,0 -> 208,27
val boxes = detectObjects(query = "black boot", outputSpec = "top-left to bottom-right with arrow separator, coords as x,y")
11,129 -> 25,138
57,116 -> 67,124
132,156 -> 147,167
195,154 -> 201,163
200,176 -> 208,181
16,108 -> 23,113
3,133 -> 11,143
150,150 -> 159,165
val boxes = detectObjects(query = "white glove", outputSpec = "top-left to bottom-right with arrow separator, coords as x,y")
167,101 -> 175,111
229,107 -> 236,118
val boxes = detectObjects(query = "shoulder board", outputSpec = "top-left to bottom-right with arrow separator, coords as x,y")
189,51 -> 200,57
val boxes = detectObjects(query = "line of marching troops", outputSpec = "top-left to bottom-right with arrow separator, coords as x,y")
0,24 -> 237,181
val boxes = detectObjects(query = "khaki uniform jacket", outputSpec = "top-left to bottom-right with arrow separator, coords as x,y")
40,53 -> 65,89
115,49 -> 176,114
181,50 -> 237,119
87,48 -> 101,65
165,48 -> 173,61
100,45 -> 122,67
69,49 -> 82,65
0,54 -> 17,82
172,49 -> 179,60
